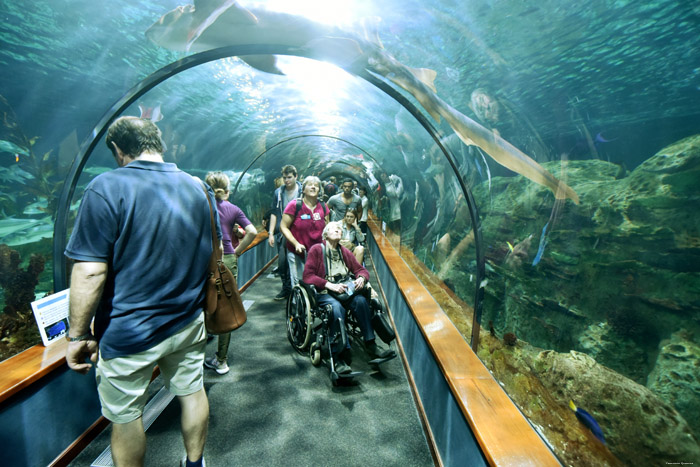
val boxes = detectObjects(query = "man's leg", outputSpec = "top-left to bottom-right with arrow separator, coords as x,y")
111,418 -> 146,467
276,236 -> 291,299
287,251 -> 305,287
179,388 -> 209,462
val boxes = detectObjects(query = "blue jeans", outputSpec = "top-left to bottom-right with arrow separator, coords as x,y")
287,251 -> 305,287
315,292 -> 374,354
276,234 -> 291,294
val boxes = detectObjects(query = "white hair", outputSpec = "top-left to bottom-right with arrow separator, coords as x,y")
322,221 -> 343,240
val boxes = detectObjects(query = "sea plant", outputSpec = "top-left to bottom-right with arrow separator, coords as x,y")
0,94 -> 68,219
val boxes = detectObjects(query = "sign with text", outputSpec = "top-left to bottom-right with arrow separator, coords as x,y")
31,289 -> 69,346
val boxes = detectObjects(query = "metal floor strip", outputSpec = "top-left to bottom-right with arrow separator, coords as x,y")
91,384 -> 175,467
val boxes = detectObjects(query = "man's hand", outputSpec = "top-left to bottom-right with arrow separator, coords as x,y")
294,243 -> 306,255
353,276 -> 366,290
66,339 -> 98,374
268,235 -> 275,247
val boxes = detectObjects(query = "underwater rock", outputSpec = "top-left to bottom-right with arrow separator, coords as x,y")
577,321 -> 647,381
647,331 -> 700,441
431,133 -> 700,463
530,349 -> 700,465
454,134 -> 700,403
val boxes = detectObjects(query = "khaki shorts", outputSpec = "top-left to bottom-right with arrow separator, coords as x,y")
95,313 -> 206,423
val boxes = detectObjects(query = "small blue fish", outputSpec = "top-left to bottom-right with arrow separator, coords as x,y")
569,400 -> 606,444
594,132 -> 616,144
532,222 -> 548,266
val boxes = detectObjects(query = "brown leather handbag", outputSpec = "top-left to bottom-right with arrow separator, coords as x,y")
200,181 -> 247,333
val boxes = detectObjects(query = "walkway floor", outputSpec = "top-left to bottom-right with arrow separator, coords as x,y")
70,263 -> 434,466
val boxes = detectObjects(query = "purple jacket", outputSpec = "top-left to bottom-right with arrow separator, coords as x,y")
303,241 -> 370,291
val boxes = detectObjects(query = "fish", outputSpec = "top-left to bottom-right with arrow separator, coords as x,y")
569,400 -> 606,444
594,132 -> 616,144
0,165 -> 33,183
506,241 -> 514,252
4,222 -> 54,246
0,217 -> 43,238
435,232 -> 451,264
505,234 -> 533,268
147,1 -> 579,203
0,139 -> 30,161
139,104 -> 164,122
145,0 -> 334,74
531,222 -> 548,266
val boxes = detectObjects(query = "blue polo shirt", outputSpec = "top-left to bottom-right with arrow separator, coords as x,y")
65,160 -> 221,359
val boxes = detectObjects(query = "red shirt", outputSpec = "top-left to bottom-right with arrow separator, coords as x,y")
283,199 -> 328,257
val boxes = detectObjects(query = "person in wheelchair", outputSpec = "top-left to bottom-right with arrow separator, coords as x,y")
302,221 -> 395,374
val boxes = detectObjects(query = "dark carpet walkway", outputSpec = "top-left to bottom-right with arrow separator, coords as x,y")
70,264 -> 434,467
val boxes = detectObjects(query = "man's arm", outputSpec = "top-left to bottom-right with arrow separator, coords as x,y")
66,261 -> 107,374
268,213 -> 278,247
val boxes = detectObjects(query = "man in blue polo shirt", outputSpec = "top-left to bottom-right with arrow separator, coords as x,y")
65,116 -> 215,467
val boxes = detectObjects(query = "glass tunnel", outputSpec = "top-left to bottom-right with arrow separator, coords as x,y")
1,0 -> 699,465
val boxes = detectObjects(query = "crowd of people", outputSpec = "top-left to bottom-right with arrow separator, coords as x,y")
64,117 -> 392,467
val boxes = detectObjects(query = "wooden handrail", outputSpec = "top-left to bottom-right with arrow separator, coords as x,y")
0,230 -> 270,406
368,218 -> 559,466
0,340 -> 68,405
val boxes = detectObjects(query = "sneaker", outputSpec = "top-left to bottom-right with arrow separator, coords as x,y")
204,356 -> 229,375
274,290 -> 290,301
181,456 -> 206,467
365,340 -> 396,360
334,360 -> 352,374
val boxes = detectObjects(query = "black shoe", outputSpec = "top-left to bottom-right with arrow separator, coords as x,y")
274,291 -> 289,301
335,361 -> 352,374
340,347 -> 353,365
365,340 -> 396,359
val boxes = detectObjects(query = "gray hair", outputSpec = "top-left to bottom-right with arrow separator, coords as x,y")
322,221 -> 343,240
302,175 -> 323,195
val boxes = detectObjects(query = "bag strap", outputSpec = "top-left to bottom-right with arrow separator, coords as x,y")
197,179 -> 221,262
322,243 -> 330,282
295,198 -> 329,219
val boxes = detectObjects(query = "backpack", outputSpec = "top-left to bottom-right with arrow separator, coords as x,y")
294,198 -> 329,220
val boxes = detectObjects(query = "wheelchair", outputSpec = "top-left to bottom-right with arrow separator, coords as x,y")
285,280 -> 396,385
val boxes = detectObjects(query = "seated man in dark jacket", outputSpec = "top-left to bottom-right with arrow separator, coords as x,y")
302,222 -> 394,374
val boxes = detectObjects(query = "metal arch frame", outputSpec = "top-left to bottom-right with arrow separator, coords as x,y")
229,133 -> 382,199
52,44 -> 486,350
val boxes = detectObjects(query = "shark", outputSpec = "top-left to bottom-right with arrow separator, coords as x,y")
146,0 -> 579,204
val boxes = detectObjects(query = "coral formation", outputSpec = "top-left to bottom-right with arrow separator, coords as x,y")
647,331 -> 700,440
0,243 -> 45,361
405,133 -> 700,464
503,332 -> 517,346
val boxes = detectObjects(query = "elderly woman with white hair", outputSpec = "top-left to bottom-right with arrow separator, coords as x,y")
302,221 -> 395,374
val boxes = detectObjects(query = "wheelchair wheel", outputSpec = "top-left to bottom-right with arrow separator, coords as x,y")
286,285 -> 313,351
309,342 -> 322,366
